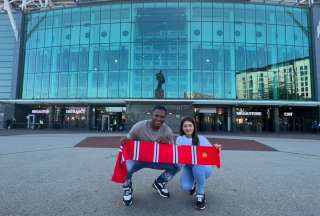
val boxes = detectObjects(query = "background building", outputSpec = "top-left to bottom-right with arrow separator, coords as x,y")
0,0 -> 320,132
236,57 -> 312,100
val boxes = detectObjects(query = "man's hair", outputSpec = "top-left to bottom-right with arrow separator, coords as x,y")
152,105 -> 167,114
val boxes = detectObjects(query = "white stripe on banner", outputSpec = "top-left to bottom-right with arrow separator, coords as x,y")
136,141 -> 140,160
191,145 -> 194,164
172,145 -> 175,164
153,142 -> 156,162
153,142 -> 158,163
174,145 -> 179,164
155,143 -> 159,163
133,141 -> 137,160
120,145 -> 124,162
192,145 -> 197,165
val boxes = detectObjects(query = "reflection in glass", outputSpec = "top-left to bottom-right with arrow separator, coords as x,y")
236,58 -> 311,100
21,2 -> 312,101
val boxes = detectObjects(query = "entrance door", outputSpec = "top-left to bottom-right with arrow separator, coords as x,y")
199,113 -> 214,131
27,114 -> 35,129
280,117 -> 304,132
293,117 -> 304,132
197,113 -> 225,132
101,115 -> 110,131
0,113 -> 4,129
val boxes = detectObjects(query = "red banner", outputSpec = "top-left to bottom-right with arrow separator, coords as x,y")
112,140 -> 221,183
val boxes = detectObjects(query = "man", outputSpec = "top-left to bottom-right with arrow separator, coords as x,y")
120,105 -> 180,206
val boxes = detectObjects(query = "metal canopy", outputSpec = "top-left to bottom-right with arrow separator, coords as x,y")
0,0 -> 318,40
1,99 -> 320,107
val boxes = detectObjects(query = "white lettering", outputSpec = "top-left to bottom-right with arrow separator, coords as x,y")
66,108 -> 86,114
236,111 -> 262,116
32,109 -> 49,114
284,112 -> 293,117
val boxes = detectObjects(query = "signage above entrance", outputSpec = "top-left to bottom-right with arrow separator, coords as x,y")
105,107 -> 124,112
283,112 -> 293,117
32,109 -> 49,114
66,108 -> 86,114
199,108 -> 217,113
236,111 -> 262,116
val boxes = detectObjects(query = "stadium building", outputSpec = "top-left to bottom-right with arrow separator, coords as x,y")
0,0 -> 320,132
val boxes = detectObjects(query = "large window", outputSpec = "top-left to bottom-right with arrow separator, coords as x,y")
22,2 -> 312,100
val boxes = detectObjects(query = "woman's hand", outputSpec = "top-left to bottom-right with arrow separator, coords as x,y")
213,144 -> 222,151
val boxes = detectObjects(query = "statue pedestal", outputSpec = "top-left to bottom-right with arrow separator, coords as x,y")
155,88 -> 164,99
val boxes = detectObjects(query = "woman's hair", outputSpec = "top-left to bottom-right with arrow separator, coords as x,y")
180,117 -> 199,146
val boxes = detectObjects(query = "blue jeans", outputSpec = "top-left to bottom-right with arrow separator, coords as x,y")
124,160 -> 180,186
180,165 -> 213,194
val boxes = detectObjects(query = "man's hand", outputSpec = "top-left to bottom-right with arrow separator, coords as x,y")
120,137 -> 129,145
158,137 -> 170,144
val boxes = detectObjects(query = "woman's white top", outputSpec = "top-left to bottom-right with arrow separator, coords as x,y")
176,135 -> 212,147
176,135 -> 213,168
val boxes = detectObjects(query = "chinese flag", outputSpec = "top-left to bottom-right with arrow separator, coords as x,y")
196,146 -> 220,167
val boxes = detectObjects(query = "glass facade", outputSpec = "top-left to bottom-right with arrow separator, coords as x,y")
0,12 -> 21,99
22,1 -> 313,100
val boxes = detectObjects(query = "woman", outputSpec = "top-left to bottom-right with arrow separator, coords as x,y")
176,117 -> 221,210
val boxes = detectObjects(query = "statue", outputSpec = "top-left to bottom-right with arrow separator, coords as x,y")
156,70 -> 165,89
155,70 -> 165,99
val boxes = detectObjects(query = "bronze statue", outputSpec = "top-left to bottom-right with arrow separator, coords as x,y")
156,70 -> 165,89
155,70 -> 165,98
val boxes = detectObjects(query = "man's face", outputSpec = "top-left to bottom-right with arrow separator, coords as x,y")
151,109 -> 167,128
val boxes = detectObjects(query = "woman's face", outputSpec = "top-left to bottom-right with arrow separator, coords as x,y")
182,120 -> 194,136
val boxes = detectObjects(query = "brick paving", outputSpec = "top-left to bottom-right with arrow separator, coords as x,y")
74,136 -> 277,151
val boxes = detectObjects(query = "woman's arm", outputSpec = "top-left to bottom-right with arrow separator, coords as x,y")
200,136 -> 222,150
175,136 -> 182,146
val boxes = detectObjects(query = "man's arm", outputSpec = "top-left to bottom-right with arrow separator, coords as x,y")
120,122 -> 140,144
159,127 -> 174,144
127,125 -> 138,140
168,130 -> 175,144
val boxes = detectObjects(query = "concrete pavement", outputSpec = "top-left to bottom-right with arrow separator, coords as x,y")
0,133 -> 319,216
